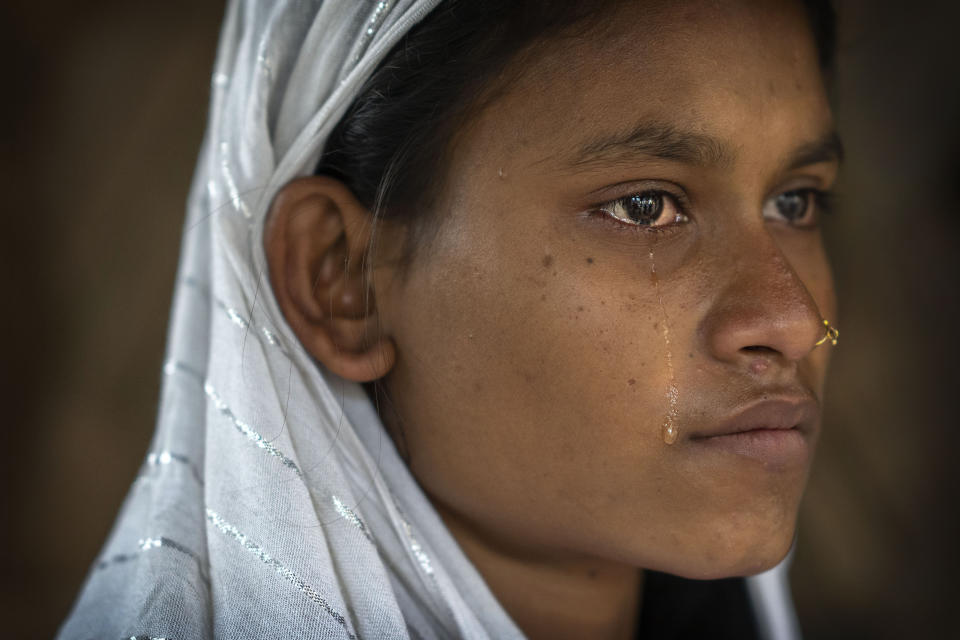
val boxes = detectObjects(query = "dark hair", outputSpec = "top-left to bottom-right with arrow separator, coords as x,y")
316,0 -> 836,256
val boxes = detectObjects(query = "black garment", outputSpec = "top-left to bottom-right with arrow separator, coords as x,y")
636,571 -> 761,639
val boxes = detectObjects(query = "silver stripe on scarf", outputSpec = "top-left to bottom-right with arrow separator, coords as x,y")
180,276 -> 292,356
224,304 -> 250,330
143,448 -> 204,486
261,325 -> 285,348
332,495 -> 374,543
402,519 -> 434,577
163,360 -> 205,383
206,508 -> 356,639
354,1 -> 393,62
219,141 -> 252,219
204,383 -> 303,477
97,536 -> 208,583
180,275 -> 211,299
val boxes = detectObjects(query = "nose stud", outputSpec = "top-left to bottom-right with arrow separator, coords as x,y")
814,319 -> 839,347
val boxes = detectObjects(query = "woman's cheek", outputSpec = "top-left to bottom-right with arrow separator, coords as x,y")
494,251 -> 679,442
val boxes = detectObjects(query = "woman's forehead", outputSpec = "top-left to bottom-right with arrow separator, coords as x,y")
455,0 -> 831,174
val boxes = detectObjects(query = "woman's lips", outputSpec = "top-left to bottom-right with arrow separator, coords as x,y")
692,428 -> 810,467
687,396 -> 819,467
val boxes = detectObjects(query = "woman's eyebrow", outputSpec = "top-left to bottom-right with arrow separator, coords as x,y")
783,130 -> 845,171
562,121 -> 843,171
567,121 -> 734,169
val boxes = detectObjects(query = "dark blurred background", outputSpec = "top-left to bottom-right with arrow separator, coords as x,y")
2,1 -> 957,638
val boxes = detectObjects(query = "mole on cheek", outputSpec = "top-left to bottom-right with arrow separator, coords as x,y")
586,257 -> 594,264
542,254 -> 554,268
750,359 -> 770,375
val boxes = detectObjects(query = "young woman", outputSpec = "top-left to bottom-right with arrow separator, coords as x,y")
60,0 -> 840,638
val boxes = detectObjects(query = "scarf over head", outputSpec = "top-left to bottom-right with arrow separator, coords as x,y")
59,2 -> 801,638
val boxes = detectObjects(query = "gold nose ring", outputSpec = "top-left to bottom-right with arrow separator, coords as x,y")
814,319 -> 839,347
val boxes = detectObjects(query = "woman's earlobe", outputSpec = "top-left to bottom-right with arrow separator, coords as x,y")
264,176 -> 396,383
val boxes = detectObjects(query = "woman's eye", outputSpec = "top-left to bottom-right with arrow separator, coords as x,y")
763,188 -> 831,227
593,190 -> 688,228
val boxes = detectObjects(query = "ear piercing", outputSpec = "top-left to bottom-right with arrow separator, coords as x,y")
814,319 -> 839,347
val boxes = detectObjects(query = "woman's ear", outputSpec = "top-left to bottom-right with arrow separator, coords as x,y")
264,176 -> 396,382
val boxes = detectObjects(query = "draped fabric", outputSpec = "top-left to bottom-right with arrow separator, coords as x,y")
58,2 -> 801,638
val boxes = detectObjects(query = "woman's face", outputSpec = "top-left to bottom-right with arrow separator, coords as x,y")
374,0 -> 838,578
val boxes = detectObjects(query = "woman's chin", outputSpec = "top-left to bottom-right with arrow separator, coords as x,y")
689,548 -> 791,580
678,534 -> 793,580
630,515 -> 797,581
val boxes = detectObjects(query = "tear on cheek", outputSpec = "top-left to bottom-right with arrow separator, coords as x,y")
649,246 -> 680,445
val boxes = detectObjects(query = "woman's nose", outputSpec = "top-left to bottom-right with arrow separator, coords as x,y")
701,240 -> 825,369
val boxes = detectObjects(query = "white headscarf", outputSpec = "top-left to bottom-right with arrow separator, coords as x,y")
58,2 -> 801,638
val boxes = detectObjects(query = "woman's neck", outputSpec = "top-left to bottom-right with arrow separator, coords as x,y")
435,501 -> 642,640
